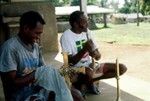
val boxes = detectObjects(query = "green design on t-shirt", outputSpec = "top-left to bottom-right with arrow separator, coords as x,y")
76,39 -> 86,52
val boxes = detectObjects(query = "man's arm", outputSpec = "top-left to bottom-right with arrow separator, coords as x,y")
68,40 -> 94,65
3,70 -> 36,88
69,40 -> 101,65
68,47 -> 87,65
89,49 -> 101,61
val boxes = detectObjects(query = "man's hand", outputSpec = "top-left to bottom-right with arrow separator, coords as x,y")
83,40 -> 101,60
90,49 -> 101,60
83,39 -> 94,52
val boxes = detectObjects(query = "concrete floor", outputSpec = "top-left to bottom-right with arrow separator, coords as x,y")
0,51 -> 150,101
87,76 -> 150,101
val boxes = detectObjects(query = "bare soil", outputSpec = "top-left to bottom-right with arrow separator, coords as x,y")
98,42 -> 150,82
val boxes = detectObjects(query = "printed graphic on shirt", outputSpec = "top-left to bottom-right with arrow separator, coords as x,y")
76,39 -> 86,52
76,39 -> 88,58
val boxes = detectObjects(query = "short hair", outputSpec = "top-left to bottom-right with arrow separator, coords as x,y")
69,11 -> 84,27
20,11 -> 45,29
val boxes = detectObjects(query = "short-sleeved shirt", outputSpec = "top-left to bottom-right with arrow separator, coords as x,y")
60,29 -> 98,67
0,35 -> 45,76
0,35 -> 45,100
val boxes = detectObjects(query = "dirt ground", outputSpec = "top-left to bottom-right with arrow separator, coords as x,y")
97,41 -> 150,82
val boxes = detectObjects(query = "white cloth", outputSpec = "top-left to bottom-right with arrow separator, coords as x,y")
60,29 -> 98,67
35,65 -> 73,101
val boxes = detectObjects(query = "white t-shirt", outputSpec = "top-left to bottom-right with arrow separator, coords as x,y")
60,29 -> 98,67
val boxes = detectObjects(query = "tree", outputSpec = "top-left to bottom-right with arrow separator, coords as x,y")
130,0 -> 137,12
71,0 -> 80,6
100,0 -> 108,7
87,0 -> 98,5
141,0 -> 150,15
62,0 -> 70,5
109,0 -> 119,12
71,0 -> 99,6
118,0 -> 138,14
119,6 -> 131,13
48,0 -> 61,6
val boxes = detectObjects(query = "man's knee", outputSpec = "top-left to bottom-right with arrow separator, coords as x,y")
71,87 -> 85,101
119,63 -> 127,75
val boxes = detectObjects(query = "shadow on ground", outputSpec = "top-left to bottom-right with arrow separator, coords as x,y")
87,81 -> 144,101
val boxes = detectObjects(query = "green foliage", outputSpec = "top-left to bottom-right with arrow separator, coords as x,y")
71,0 -> 79,6
48,0 -> 61,6
119,0 -> 138,14
100,0 -> 108,7
141,0 -> 150,15
87,0 -> 98,5
119,0 -> 150,15
119,5 -> 131,13
71,0 -> 99,6
62,0 -> 70,5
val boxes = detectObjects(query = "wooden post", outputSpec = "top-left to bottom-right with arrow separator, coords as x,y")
116,58 -> 121,101
137,0 -> 140,26
80,0 -> 87,17
103,13 -> 107,28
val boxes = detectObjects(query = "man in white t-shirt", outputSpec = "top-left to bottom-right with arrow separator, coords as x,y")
60,11 -> 127,97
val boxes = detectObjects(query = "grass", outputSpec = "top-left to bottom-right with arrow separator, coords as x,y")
91,22 -> 150,45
